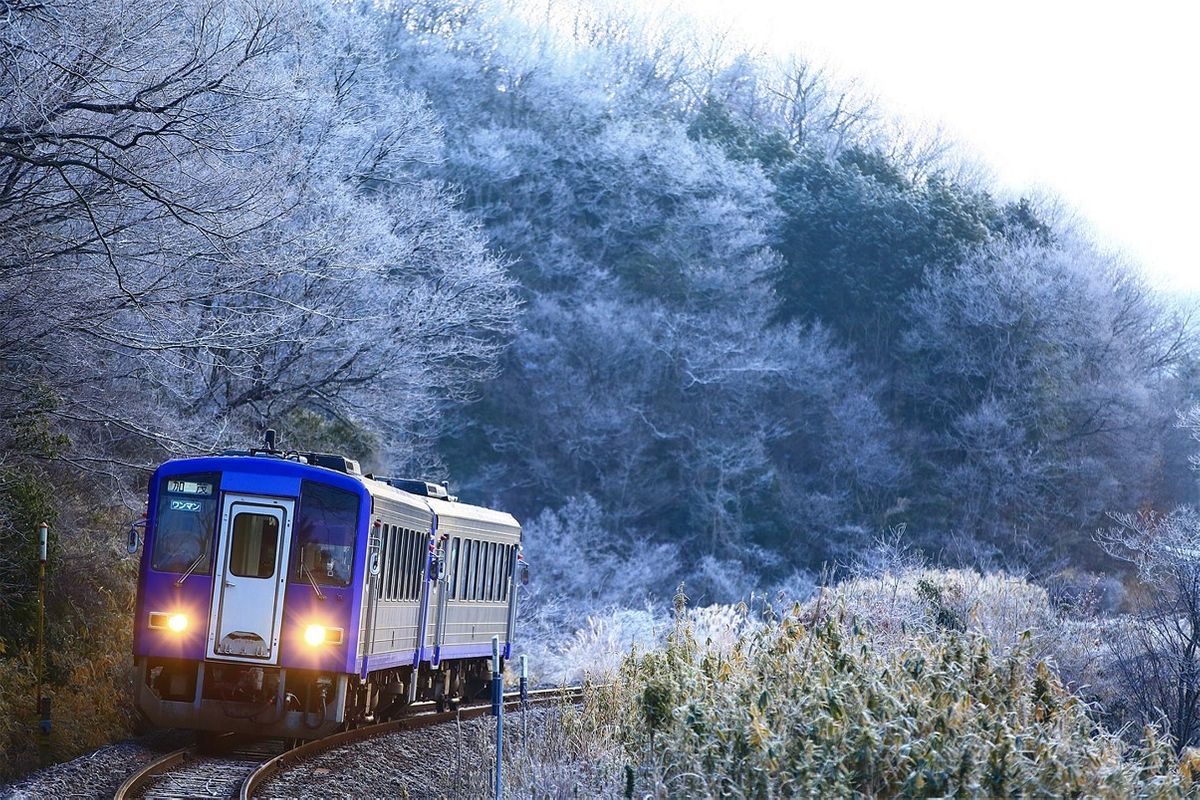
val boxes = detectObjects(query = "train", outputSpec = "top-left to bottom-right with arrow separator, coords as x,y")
130,437 -> 524,739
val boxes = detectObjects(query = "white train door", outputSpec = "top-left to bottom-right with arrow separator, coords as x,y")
207,494 -> 294,664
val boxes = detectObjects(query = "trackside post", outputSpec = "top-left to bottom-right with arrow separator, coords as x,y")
519,654 -> 529,747
35,521 -> 51,761
492,636 -> 503,799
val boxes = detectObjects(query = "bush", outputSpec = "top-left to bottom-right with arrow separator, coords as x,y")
809,569 -> 1057,655
0,467 -> 139,782
0,611 -> 137,782
603,594 -> 1192,798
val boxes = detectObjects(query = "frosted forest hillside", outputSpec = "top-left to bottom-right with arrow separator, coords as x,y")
2,0 -> 1200,788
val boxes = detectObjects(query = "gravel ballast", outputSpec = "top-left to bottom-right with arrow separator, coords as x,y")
0,731 -> 192,800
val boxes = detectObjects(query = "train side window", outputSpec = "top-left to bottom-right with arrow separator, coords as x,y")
451,537 -> 460,599
508,545 -> 516,600
379,526 -> 389,600
456,537 -> 466,599
405,532 -> 415,599
448,537 -> 460,599
393,529 -> 402,600
476,541 -> 484,601
459,539 -> 470,601
388,526 -> 400,600
417,534 -> 427,597
473,541 -> 482,602
398,528 -> 408,600
472,544 -> 482,599
492,544 -> 501,599
502,544 -> 512,601
477,541 -> 486,601
500,544 -> 509,601
494,544 -> 504,599
405,530 -> 417,601
486,542 -> 496,602
404,530 -> 415,600
465,540 -> 477,601
483,542 -> 492,602
477,542 -> 486,602
378,525 -> 387,599
476,540 -> 485,601
398,527 -> 409,600
496,544 -> 504,602
376,525 -> 388,599
471,539 -> 481,601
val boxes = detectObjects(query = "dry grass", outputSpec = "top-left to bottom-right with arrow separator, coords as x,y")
509,573 -> 1195,798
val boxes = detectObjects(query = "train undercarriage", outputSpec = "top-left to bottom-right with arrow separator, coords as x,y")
138,656 -> 497,739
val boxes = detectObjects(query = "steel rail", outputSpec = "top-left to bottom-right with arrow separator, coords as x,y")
112,687 -> 583,800
112,733 -> 249,800
239,686 -> 582,800
113,745 -> 195,800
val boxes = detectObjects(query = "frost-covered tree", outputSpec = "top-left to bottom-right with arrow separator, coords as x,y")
901,239 -> 1190,563
0,0 -> 516,470
379,2 -> 903,571
375,0 -> 1193,580
1098,480 -> 1200,751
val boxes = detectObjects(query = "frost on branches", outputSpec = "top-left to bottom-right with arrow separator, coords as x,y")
0,0 -> 516,470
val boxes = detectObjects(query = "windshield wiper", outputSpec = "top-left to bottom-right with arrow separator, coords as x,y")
302,562 -> 326,601
175,551 -> 208,587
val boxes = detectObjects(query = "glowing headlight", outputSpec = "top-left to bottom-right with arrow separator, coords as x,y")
304,624 -> 327,646
149,611 -> 189,632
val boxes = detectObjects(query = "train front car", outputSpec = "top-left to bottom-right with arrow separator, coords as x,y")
132,454 -> 368,738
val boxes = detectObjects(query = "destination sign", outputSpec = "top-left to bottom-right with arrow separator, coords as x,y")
166,480 -> 213,496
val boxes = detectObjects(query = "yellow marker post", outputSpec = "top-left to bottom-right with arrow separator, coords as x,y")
36,522 -> 51,759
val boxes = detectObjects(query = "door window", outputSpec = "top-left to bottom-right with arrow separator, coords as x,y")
228,512 -> 280,578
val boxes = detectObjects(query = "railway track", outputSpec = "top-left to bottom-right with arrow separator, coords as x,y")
114,687 -> 582,800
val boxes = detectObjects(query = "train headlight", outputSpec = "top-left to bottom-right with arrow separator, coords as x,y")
149,611 -> 189,632
302,624 -> 343,646
304,624 -> 327,646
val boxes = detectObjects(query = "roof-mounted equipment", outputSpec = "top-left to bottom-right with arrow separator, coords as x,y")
304,453 -> 362,476
374,477 -> 456,501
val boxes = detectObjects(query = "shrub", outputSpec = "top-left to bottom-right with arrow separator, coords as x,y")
602,593 -> 1191,798
0,471 -> 139,781
808,568 -> 1059,656
1096,508 -> 1200,752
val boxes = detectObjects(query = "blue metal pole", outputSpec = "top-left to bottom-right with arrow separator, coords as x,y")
492,636 -> 503,800
519,654 -> 528,702
519,654 -> 528,749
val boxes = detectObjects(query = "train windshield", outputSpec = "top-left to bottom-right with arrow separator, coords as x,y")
151,473 -> 219,573
292,481 -> 359,587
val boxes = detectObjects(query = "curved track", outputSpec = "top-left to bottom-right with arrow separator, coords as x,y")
114,687 -> 582,800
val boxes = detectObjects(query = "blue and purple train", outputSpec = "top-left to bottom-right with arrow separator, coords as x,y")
131,443 -> 523,738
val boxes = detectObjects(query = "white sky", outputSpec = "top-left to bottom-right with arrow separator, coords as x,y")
676,0 -> 1200,293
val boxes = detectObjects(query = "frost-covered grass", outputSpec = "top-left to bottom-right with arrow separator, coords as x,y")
812,568 -> 1058,653
510,571 -> 1195,798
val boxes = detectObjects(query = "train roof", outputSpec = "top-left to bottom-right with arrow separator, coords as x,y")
365,476 -> 520,535
154,452 -> 519,533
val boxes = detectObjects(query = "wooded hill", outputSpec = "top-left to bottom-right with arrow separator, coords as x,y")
0,0 -> 1196,776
